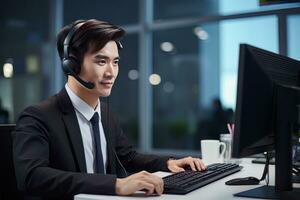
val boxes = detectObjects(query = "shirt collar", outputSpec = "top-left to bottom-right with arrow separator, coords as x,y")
65,83 -> 101,121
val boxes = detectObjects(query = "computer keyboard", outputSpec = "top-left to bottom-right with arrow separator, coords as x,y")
163,163 -> 243,194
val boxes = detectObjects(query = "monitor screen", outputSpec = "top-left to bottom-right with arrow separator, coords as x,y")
232,44 -> 300,158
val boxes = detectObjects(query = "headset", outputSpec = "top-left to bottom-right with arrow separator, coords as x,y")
62,20 -> 95,89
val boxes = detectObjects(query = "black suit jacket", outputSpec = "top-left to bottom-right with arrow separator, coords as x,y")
13,89 -> 169,200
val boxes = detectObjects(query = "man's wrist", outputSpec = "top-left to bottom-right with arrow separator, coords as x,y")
115,178 -> 123,195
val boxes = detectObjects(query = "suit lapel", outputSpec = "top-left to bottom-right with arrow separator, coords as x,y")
57,89 -> 87,172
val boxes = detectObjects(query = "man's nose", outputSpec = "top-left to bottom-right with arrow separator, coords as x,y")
104,62 -> 114,76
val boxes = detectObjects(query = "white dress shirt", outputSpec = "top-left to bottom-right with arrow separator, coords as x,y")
65,84 -> 107,173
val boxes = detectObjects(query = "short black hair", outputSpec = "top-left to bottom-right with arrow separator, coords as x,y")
57,19 -> 125,73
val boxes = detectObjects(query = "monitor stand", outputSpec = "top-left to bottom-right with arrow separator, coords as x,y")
235,153 -> 300,199
235,86 -> 300,199
234,186 -> 300,199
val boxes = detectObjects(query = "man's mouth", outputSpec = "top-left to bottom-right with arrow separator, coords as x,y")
100,81 -> 113,87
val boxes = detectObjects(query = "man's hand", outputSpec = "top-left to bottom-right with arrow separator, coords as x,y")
167,156 -> 206,172
115,171 -> 164,196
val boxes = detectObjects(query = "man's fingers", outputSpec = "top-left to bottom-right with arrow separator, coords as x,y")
170,165 -> 185,172
157,176 -> 164,195
194,158 -> 206,171
138,182 -> 155,195
194,159 -> 202,171
146,176 -> 163,195
138,173 -> 164,195
176,157 -> 207,171
116,171 -> 165,196
186,157 -> 196,171
199,159 -> 207,170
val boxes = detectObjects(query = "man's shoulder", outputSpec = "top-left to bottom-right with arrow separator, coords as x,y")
36,95 -> 58,111
15,89 -> 74,132
24,89 -> 70,114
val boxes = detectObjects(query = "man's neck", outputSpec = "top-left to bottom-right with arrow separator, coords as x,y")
67,77 -> 98,109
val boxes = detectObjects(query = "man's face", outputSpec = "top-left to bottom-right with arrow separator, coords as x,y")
80,40 -> 119,97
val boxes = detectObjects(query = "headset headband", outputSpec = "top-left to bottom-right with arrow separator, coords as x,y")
63,20 -> 86,60
63,20 -> 123,61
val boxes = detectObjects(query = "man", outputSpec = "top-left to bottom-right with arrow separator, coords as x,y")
13,19 -> 206,200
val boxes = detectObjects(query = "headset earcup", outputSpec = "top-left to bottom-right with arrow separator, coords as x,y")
62,58 -> 71,74
62,57 -> 80,75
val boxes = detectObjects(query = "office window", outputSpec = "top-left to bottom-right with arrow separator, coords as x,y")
218,16 -> 278,109
0,0 -> 50,122
154,0 -> 287,20
219,0 -> 259,15
110,34 -> 139,146
64,0 -> 139,25
220,0 -> 300,15
287,15 -> 300,60
151,16 -> 278,150
152,26 -> 200,150
154,0 -> 218,21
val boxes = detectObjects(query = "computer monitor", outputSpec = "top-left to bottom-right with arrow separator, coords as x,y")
232,44 -> 300,199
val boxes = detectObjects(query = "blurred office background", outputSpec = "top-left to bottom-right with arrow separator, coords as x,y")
0,0 -> 300,156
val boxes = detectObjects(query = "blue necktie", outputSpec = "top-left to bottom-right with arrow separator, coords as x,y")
90,112 -> 105,173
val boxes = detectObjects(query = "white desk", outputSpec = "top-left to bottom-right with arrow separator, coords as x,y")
74,159 -> 299,200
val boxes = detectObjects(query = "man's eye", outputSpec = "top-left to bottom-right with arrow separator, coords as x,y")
114,60 -> 119,65
98,60 -> 106,65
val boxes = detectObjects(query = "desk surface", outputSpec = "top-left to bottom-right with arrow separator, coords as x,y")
74,159 -> 299,200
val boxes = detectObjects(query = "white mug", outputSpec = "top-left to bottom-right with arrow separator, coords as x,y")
201,140 -> 226,165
